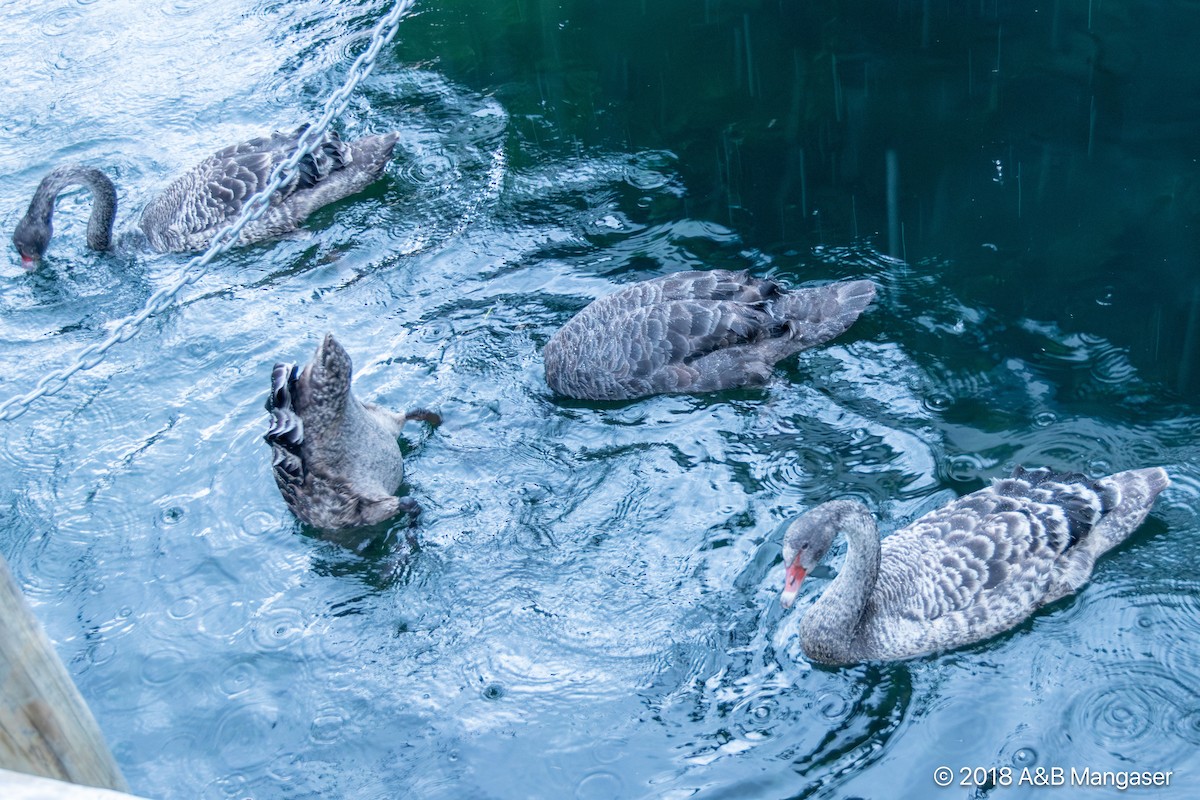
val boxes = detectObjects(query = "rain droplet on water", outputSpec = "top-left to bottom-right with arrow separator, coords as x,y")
924,393 -> 952,413
1012,747 -> 1037,767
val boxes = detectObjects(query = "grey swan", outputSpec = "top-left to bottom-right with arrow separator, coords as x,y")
543,270 -> 876,401
779,466 -> 1170,665
12,126 -> 397,268
265,333 -> 440,532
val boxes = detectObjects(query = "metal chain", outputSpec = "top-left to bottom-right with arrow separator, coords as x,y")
0,0 -> 416,422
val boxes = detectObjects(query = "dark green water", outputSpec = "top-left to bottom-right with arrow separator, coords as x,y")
1,1 -> 1198,798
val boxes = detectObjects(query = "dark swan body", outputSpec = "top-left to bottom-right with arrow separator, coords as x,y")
543,270 -> 876,400
265,334 -> 439,532
12,126 -> 397,267
780,466 -> 1170,665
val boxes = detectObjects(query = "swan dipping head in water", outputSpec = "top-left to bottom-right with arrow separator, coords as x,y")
265,333 -> 440,532
13,126 -> 396,268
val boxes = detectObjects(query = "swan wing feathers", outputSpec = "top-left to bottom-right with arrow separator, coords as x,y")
544,298 -> 775,399
624,300 -> 776,366
875,470 -> 1107,625
139,126 -> 389,250
265,363 -> 306,479
877,507 -> 1061,629
639,270 -> 782,303
150,128 -> 341,220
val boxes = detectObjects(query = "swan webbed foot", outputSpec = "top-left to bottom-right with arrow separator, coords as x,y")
397,496 -> 422,527
404,408 -> 442,428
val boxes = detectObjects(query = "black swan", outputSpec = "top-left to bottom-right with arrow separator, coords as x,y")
12,126 -> 397,268
265,334 -> 439,531
779,466 -> 1170,664
543,270 -> 876,400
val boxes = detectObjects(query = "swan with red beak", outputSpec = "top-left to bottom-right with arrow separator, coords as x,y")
778,467 -> 1169,664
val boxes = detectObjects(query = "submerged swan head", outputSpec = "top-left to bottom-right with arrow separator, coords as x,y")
780,499 -> 873,608
12,213 -> 52,268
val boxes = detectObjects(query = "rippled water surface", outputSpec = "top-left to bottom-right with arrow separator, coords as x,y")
2,1 -> 1199,798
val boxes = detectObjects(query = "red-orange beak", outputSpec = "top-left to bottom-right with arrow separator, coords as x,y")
20,255 -> 37,270
780,561 -> 807,609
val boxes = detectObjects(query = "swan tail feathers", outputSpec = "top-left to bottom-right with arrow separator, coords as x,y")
763,279 -> 876,359
781,280 -> 875,344
1089,467 -> 1170,551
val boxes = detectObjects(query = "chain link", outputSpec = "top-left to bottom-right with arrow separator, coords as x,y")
0,0 -> 416,422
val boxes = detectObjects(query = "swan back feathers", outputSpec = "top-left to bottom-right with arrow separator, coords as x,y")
543,270 -> 876,400
139,125 -> 397,252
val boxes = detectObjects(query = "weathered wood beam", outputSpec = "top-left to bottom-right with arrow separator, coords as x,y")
0,553 -> 128,793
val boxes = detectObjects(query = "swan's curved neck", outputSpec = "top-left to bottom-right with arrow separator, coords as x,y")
801,506 -> 880,664
25,166 -> 117,251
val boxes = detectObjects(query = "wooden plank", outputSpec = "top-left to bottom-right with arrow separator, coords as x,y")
0,553 -> 128,792
0,768 -> 147,800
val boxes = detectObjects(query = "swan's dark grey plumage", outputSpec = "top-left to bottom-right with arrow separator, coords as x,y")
780,466 -> 1170,665
265,333 -> 439,532
543,270 -> 877,400
13,126 -> 397,267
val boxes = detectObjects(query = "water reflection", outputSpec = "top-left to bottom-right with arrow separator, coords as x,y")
0,1 -> 1198,800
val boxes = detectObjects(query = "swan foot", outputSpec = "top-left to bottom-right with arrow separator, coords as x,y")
398,496 -> 422,526
404,408 -> 442,427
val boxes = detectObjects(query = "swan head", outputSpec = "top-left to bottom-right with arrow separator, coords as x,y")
12,214 -> 51,269
780,499 -> 873,608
